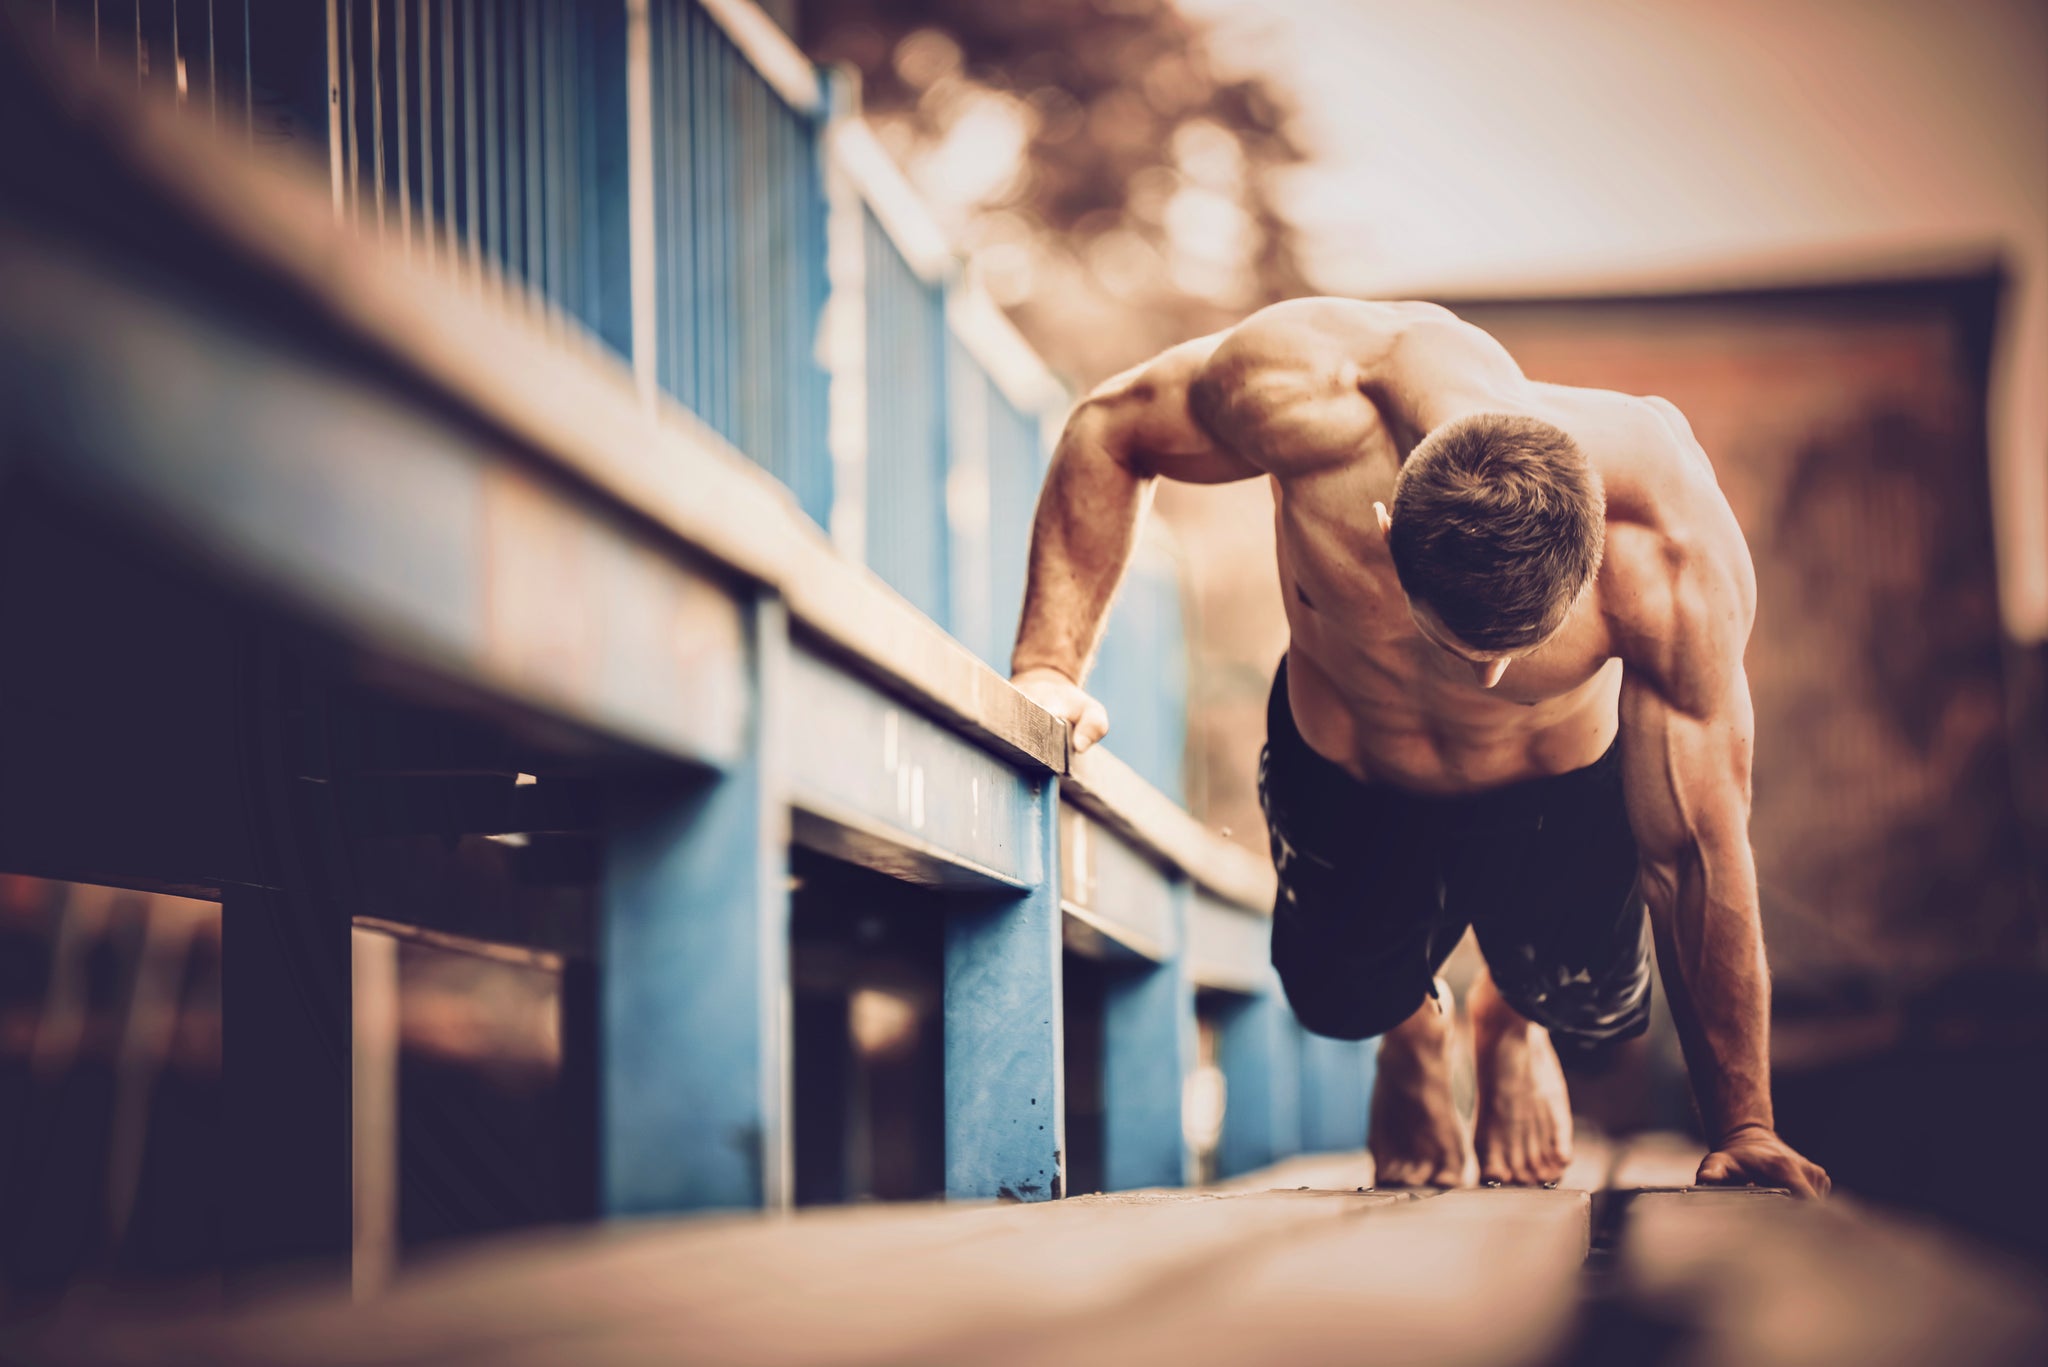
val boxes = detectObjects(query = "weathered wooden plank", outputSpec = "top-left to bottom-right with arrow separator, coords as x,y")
787,642 -> 1039,889
1060,807 -> 1179,962
1617,1191 -> 2048,1367
599,595 -> 791,1213
1187,889 -> 1271,992
15,1191 -> 1419,1367
974,1189 -> 1591,1367
943,777 -> 1065,1202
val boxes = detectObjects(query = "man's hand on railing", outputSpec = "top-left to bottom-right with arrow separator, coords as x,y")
1011,666 -> 1110,753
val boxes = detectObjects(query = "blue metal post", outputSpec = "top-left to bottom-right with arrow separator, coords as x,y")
600,592 -> 791,1213
1101,883 -> 1194,1190
1213,977 -> 1304,1176
944,775 -> 1064,1201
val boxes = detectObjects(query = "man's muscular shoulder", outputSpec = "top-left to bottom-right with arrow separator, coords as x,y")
1187,298 -> 1508,472
1593,398 -> 1755,716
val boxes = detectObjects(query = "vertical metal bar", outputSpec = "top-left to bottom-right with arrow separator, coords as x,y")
625,0 -> 655,404
501,1 -> 522,289
173,0 -> 184,109
94,0 -> 101,67
133,0 -> 141,89
479,0 -> 498,287
714,33 -> 733,441
371,0 -> 385,243
326,0 -> 344,219
350,928 -> 399,1299
522,0 -> 541,308
463,0 -> 480,283
419,0 -> 434,273
556,0 -> 578,327
664,0 -> 687,400
346,0 -> 360,231
691,7 -> 711,415
396,0 -> 411,261
442,0 -> 455,268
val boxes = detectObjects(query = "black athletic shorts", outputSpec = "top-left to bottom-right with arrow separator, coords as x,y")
1259,656 -> 1653,1047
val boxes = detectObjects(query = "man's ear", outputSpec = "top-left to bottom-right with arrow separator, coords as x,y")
1373,501 -> 1393,536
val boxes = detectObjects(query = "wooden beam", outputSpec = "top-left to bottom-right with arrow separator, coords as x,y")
786,641 -> 1042,888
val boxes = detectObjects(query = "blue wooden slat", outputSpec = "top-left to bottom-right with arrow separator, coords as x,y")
785,644 -> 1037,888
1102,882 -> 1194,1191
1061,809 -> 1177,962
601,594 -> 790,1214
945,778 -> 1065,1201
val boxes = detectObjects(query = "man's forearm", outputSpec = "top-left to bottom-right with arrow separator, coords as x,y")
1010,419 -> 1150,680
1643,847 -> 1774,1141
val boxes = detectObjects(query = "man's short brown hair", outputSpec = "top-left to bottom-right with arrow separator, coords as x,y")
1386,413 -> 1604,653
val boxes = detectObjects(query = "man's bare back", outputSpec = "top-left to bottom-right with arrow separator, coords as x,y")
1011,296 -> 1830,1198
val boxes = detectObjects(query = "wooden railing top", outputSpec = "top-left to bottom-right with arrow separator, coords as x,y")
6,34 -> 1275,914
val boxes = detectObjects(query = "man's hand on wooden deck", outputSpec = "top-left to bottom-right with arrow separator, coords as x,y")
1696,1123 -> 1831,1198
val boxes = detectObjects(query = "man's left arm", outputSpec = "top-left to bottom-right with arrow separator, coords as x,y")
1617,521 -> 1831,1198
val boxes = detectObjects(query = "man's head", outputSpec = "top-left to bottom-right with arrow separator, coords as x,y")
1379,413 -> 1604,659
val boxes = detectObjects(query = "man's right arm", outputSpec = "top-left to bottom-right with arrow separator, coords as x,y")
1010,333 -> 1259,749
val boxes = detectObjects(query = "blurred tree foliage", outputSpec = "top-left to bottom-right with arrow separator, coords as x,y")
796,0 -> 1313,386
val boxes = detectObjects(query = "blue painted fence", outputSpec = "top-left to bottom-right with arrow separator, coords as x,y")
37,0 -> 1383,1217
864,210 -> 951,624
651,0 -> 832,526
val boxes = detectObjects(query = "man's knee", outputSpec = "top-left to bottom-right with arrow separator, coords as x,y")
1277,967 -> 1421,1042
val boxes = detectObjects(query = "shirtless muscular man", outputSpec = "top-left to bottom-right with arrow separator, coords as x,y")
1011,298 -> 1829,1196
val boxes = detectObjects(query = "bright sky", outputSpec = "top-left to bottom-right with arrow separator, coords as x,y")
1176,0 -> 2048,634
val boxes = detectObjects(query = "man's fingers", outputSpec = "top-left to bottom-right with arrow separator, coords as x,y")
1071,702 -> 1110,752
1696,1152 -> 1735,1186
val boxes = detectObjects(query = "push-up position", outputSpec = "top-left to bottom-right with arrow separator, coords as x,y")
1011,298 -> 1828,1196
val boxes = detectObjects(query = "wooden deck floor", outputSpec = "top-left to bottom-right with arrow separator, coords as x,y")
5,1138 -> 2043,1367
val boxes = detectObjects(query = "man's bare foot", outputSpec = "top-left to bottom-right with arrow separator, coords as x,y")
1369,980 -> 1477,1187
1471,968 -> 1573,1185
